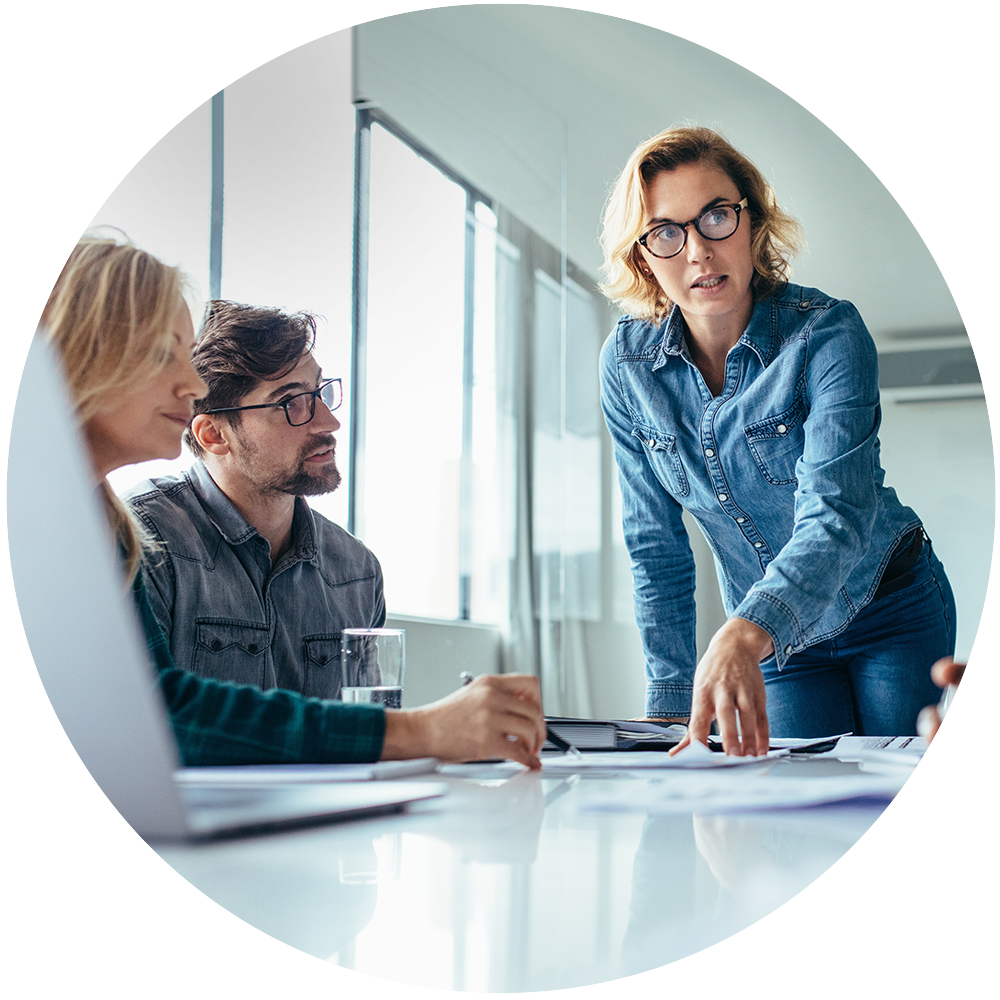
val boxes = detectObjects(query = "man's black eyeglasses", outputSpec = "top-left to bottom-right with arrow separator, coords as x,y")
205,377 -> 342,427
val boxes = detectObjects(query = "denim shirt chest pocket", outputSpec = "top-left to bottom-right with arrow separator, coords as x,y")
303,634 -> 343,698
743,396 -> 806,486
632,424 -> 690,497
193,620 -> 271,685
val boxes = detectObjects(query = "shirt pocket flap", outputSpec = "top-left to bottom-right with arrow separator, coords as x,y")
195,621 -> 270,656
303,635 -> 342,669
743,401 -> 805,485
631,425 -> 689,497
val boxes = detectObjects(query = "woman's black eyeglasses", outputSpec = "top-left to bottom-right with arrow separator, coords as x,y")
205,377 -> 342,427
637,198 -> 748,259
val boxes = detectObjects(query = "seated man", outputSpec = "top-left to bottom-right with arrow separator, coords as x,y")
124,301 -> 380,700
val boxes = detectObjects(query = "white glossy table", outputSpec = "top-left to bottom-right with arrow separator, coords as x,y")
156,755 -> 889,992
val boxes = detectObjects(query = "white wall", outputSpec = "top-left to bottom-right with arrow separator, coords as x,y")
385,615 -> 502,709
877,395 -> 992,659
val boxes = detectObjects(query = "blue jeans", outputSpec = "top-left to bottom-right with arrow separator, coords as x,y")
761,542 -> 956,737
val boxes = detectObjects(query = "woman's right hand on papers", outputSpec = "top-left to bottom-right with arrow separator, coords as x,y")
669,617 -> 772,757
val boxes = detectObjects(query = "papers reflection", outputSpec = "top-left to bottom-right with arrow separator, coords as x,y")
576,768 -> 908,814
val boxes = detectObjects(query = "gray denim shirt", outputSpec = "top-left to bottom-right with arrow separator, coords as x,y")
124,461 -> 385,700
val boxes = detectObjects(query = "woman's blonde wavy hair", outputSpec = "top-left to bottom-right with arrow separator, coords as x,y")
40,235 -> 189,582
600,126 -> 803,323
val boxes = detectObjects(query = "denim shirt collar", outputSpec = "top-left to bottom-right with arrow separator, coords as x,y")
652,294 -> 781,371
187,460 -> 317,563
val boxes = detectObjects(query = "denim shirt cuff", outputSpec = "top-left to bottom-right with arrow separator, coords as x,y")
732,594 -> 799,670
645,681 -> 694,718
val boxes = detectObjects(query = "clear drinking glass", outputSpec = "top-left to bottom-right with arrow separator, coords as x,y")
340,628 -> 405,709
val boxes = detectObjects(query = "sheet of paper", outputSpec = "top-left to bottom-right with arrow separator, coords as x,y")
174,758 -> 440,784
541,742 -> 788,772
575,769 -> 907,814
827,735 -> 927,759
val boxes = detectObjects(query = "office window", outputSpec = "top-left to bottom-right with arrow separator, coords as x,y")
97,102 -> 212,496
220,46 -> 355,530
354,109 -> 612,670
359,121 -> 469,619
101,39 -> 356,516
354,115 -> 509,623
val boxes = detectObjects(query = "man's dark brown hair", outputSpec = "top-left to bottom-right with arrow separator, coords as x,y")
184,300 -> 318,457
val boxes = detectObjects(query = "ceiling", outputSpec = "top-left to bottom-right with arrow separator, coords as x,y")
354,6 -> 962,342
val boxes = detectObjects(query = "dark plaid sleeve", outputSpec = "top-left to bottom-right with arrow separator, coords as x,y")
132,570 -> 386,766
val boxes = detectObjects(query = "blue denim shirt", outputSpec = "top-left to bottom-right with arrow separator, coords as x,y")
600,283 -> 921,717
124,461 -> 385,700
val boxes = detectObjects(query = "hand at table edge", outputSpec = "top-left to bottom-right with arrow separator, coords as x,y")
669,616 -> 771,757
917,656 -> 966,743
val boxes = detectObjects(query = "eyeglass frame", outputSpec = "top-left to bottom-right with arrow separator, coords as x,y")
203,377 -> 343,427
636,198 -> 749,259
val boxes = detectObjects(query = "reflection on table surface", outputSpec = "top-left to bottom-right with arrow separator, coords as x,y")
156,756 -> 887,992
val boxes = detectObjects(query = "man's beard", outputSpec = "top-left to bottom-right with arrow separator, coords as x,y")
237,431 -> 342,498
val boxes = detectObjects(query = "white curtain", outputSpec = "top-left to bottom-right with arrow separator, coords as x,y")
494,210 -> 607,716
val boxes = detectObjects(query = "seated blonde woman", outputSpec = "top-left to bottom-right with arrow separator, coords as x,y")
40,236 -> 546,768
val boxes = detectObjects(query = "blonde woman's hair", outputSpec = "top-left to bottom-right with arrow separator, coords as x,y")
40,235 -> 188,582
600,126 -> 804,323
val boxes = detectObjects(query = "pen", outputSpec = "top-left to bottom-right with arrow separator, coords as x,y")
458,672 -> 581,756
938,683 -> 958,722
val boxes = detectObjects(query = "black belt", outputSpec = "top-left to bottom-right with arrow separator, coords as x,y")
872,528 -> 924,601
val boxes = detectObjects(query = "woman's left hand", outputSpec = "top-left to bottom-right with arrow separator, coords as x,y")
670,618 -> 773,757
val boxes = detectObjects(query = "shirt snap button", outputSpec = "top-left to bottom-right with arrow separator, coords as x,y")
247,643 -> 259,654
736,517 -> 745,523
801,300 -> 811,308
705,448 -> 715,457
776,424 -> 787,434
754,541 -> 763,548
647,439 -> 656,449
718,494 -> 728,502
785,644 -> 793,655
211,639 -> 222,651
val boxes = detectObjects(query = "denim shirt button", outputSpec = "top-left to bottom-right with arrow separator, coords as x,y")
754,541 -> 763,548
705,448 -> 715,457
776,424 -> 787,434
785,644 -> 793,655
647,439 -> 656,449
801,300 -> 811,308
736,517 -> 745,523
717,493 -> 728,502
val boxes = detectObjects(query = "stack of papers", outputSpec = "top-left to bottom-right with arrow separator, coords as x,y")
542,742 -> 785,771
543,717 -> 687,751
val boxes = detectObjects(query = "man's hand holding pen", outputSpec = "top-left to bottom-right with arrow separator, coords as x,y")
381,673 -> 547,768
917,656 -> 965,743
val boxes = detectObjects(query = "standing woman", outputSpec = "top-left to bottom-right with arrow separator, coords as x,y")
599,127 -> 955,753
38,235 -> 547,767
